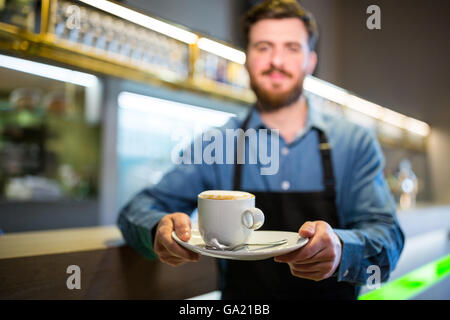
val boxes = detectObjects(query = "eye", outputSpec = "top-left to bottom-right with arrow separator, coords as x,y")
253,42 -> 271,52
286,44 -> 301,53
256,45 -> 269,52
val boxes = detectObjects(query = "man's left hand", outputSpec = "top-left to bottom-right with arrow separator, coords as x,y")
274,221 -> 342,281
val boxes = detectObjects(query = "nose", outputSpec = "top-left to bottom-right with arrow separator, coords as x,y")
270,47 -> 284,69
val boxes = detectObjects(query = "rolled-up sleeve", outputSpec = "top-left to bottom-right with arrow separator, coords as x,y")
117,191 -> 168,260
334,128 -> 405,285
117,140 -> 219,260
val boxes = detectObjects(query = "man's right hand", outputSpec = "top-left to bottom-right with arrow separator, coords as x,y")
154,212 -> 200,267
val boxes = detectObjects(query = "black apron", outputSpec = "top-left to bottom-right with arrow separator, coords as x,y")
219,108 -> 357,300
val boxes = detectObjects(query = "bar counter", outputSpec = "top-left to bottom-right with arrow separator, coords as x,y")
0,205 -> 448,299
0,226 -> 218,299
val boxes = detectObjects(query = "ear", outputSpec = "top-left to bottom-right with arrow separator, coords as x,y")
244,52 -> 250,72
306,51 -> 318,75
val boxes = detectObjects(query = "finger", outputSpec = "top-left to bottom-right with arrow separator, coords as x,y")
170,214 -> 200,261
283,221 -> 333,262
274,234 -> 324,263
274,250 -> 298,263
172,213 -> 192,242
156,220 -> 199,261
299,221 -> 316,238
273,221 -> 320,262
163,232 -> 199,261
287,247 -> 331,265
290,261 -> 333,273
164,239 -> 200,262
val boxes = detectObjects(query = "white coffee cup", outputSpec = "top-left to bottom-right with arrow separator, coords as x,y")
198,190 -> 265,247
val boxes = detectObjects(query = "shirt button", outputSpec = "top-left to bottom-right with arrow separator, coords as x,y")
343,269 -> 349,277
281,147 -> 289,156
281,181 -> 290,190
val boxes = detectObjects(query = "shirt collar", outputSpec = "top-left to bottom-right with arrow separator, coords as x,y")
246,97 -> 328,134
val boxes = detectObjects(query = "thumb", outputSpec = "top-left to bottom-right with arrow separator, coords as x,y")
172,213 -> 192,242
299,221 -> 316,238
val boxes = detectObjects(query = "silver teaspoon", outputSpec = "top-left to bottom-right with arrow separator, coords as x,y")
207,238 -> 288,251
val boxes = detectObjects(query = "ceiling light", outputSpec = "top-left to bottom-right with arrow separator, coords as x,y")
197,37 -> 246,65
304,76 -> 430,137
0,54 -> 98,86
79,0 -> 198,44
118,91 -> 235,128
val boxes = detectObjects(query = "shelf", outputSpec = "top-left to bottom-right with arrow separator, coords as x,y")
0,7 -> 255,106
0,2 -> 428,152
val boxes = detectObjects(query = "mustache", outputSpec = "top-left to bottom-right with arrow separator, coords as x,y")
261,66 -> 293,78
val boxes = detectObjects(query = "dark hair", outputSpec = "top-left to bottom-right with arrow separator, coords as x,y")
242,0 -> 319,51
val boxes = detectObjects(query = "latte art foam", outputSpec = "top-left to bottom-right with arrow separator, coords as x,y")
199,190 -> 254,200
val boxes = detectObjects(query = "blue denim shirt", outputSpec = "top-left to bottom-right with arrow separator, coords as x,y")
117,101 -> 405,286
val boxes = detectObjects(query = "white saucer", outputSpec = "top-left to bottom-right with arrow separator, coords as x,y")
172,229 -> 308,261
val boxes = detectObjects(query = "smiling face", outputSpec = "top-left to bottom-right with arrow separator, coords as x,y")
245,18 -> 317,112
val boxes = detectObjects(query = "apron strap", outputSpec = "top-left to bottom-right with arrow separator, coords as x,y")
233,108 -> 336,198
233,109 -> 253,190
317,129 -> 336,198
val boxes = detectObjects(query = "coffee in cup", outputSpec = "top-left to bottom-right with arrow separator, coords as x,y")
198,190 -> 254,200
197,190 -> 264,247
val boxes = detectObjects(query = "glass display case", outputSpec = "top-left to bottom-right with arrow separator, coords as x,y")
0,0 -> 38,32
51,0 -> 191,81
0,64 -> 101,202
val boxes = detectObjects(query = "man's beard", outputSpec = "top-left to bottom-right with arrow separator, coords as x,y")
249,67 -> 304,113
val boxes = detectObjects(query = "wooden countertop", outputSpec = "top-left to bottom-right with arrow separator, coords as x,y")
1,206 -> 447,299
0,225 -> 125,260
0,225 -> 219,299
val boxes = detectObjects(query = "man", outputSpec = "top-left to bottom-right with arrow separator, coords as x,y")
117,0 -> 404,299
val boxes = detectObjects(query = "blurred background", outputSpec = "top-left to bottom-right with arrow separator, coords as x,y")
0,0 -> 448,300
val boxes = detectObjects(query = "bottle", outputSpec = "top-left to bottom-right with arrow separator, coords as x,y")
396,159 -> 418,210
